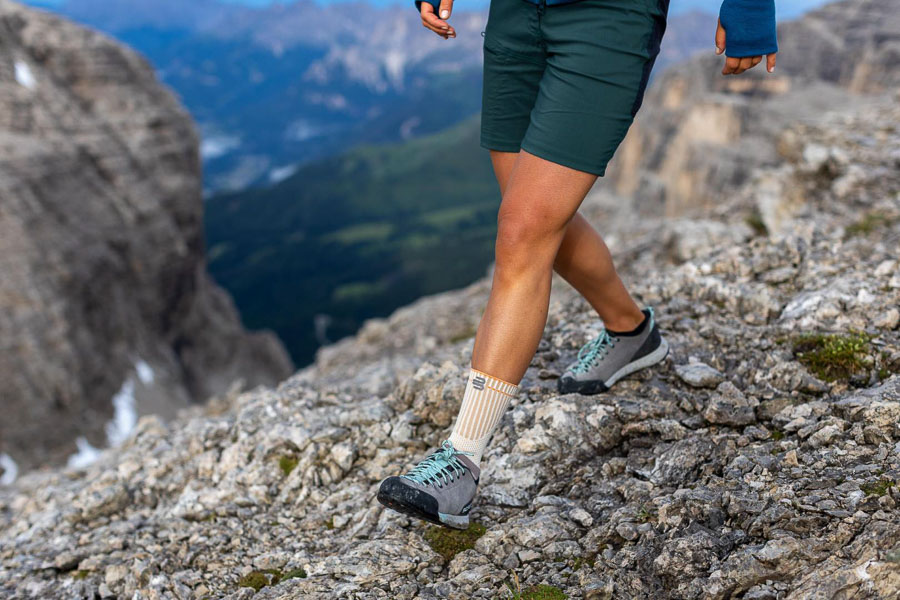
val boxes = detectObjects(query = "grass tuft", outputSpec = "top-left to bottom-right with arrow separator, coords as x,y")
238,571 -> 270,592
844,211 -> 896,239
237,568 -> 297,592
861,478 -> 896,497
282,567 -> 307,580
424,522 -> 487,562
278,455 -> 299,477
745,211 -> 768,237
793,332 -> 871,382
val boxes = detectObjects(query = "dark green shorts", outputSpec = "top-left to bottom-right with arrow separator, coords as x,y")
480,0 -> 668,176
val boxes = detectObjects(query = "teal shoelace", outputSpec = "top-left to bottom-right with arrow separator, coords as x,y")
572,329 -> 619,374
572,308 -> 654,374
401,440 -> 472,488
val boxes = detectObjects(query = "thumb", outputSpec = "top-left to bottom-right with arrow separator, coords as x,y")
715,19 -> 726,55
439,0 -> 453,20
766,52 -> 777,73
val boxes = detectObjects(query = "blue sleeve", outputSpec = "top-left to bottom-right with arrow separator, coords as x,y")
414,0 -> 440,13
719,0 -> 778,57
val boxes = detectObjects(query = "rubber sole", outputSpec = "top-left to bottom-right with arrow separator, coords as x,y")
559,337 -> 669,396
377,489 -> 470,530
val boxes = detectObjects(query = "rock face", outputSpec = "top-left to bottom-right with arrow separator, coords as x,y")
0,0 -> 292,472
605,0 -> 900,221
1,68 -> 898,599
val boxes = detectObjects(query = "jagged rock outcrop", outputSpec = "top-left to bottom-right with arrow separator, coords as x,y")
1,75 -> 898,599
605,0 -> 900,219
0,0 -> 292,473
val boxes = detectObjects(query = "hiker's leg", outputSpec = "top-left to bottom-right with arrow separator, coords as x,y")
491,151 -> 643,333
471,149 -> 598,384
553,215 -> 644,332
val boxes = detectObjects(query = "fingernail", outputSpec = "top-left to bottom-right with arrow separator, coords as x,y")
768,66 -> 775,73
715,46 -> 722,54
440,9 -> 449,18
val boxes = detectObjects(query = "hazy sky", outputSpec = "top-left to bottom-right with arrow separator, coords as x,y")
234,0 -> 833,18
29,0 -> 834,19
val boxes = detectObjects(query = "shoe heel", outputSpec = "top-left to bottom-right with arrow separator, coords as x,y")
438,512 -> 470,530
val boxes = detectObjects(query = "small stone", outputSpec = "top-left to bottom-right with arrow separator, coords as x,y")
676,361 -> 726,388
783,450 -> 800,467
703,381 -> 759,426
105,564 -> 128,586
518,550 -> 541,562
873,308 -> 899,330
568,508 -> 594,528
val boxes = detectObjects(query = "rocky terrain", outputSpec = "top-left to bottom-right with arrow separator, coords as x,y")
0,0 -> 292,474
1,57 -> 898,600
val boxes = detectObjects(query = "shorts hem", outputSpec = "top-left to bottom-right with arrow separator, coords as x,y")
480,135 -> 523,153
519,139 -> 608,177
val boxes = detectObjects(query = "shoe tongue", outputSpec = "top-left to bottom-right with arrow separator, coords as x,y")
454,453 -> 480,480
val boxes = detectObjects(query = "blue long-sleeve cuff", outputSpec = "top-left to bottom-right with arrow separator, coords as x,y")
414,0 -> 440,13
719,0 -> 778,57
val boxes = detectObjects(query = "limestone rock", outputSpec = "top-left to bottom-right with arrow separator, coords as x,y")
0,0 -> 293,471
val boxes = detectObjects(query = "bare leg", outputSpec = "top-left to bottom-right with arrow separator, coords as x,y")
489,151 -> 644,335
472,149 -> 599,384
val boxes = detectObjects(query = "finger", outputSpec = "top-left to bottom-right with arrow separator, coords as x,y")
735,57 -> 752,74
438,0 -> 454,20
766,53 -> 777,73
421,17 -> 449,38
750,56 -> 762,68
420,3 -> 449,31
722,56 -> 739,75
715,19 -> 726,55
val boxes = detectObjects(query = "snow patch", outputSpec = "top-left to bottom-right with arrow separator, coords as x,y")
106,379 -> 138,447
135,359 -> 155,385
399,116 -> 421,140
67,370 -> 141,469
285,119 -> 325,142
200,135 -> 241,160
67,437 -> 102,470
15,61 -> 36,89
268,165 -> 298,185
0,453 -> 19,485
855,559 -> 872,581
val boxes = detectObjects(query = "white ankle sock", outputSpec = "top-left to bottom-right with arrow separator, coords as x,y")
448,368 -> 519,467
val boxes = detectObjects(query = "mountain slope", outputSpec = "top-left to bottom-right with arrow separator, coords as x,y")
0,0 -> 292,473
1,92 -> 898,599
206,115 -> 500,365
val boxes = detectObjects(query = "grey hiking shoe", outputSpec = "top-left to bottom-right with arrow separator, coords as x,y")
558,307 -> 669,395
377,440 -> 479,530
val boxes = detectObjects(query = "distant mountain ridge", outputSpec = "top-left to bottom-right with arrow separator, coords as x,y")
27,0 -> 717,192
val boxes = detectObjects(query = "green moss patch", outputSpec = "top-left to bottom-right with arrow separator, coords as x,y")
745,211 -> 768,237
844,212 -> 897,239
238,571 -> 271,592
423,522 -> 487,562
861,478 -> 896,497
237,567 -> 305,593
278,455 -> 299,477
793,333 -> 871,382
511,585 -> 568,600
282,568 -> 308,581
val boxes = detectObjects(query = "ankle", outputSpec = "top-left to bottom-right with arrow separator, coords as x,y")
602,308 -> 646,334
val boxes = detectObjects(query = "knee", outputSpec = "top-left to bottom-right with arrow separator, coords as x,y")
494,210 -> 557,275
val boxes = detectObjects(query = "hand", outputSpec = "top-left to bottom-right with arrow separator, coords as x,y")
420,0 -> 456,40
715,18 -> 776,75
